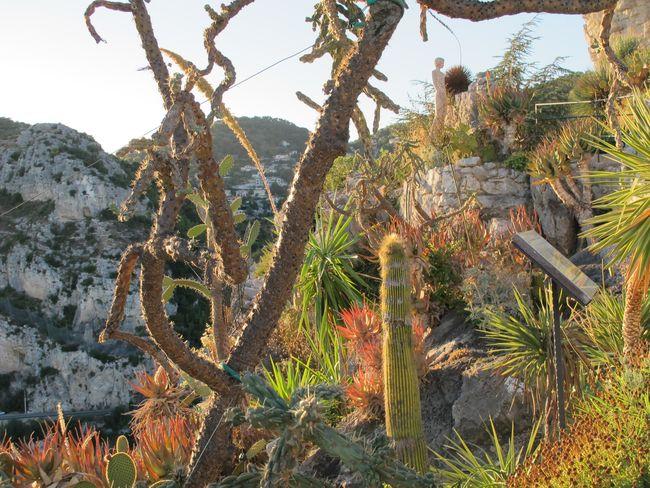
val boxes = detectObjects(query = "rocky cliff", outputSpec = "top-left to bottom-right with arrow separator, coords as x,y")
0,120 -> 149,414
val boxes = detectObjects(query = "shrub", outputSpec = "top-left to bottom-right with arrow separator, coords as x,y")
510,365 -> 650,487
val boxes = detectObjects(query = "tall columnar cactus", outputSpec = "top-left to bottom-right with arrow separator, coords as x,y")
379,234 -> 428,473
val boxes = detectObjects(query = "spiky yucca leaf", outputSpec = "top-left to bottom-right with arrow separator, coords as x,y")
433,418 -> 542,487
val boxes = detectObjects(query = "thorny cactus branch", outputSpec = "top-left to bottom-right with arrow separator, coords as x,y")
416,0 -> 618,21
84,0 -> 132,43
296,91 -> 323,112
161,47 -> 279,217
599,5 -> 629,148
185,3 -> 405,485
130,0 -> 176,109
182,95 -> 248,284
100,243 -> 144,342
140,248 -> 235,394
352,107 -> 373,156
111,330 -> 179,382
200,0 -> 256,108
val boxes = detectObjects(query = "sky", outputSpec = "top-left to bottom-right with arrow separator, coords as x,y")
0,1 -> 595,153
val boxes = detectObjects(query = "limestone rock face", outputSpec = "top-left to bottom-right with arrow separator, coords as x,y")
530,177 -> 579,256
0,123 -> 131,221
0,317 -> 145,412
0,122 -> 151,414
403,157 -> 531,221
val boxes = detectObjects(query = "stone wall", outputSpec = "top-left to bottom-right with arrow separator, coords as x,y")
403,156 -> 531,222
583,0 -> 650,63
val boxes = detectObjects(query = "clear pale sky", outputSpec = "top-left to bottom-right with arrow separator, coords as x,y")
0,1 -> 595,153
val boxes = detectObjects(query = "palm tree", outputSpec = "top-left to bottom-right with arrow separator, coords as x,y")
583,91 -> 650,367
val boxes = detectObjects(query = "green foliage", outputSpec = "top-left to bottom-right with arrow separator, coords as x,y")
502,152 -> 529,171
423,245 -> 464,312
433,418 -> 541,487
447,124 -> 479,160
511,365 -> 650,486
490,18 -> 539,89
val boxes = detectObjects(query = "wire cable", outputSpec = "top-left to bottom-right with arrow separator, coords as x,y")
0,42 -> 316,221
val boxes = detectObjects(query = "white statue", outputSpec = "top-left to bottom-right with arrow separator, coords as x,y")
431,57 -> 447,129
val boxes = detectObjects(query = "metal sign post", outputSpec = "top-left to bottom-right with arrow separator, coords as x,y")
512,231 -> 598,435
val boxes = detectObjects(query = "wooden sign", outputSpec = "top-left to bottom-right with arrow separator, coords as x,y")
512,230 -> 599,306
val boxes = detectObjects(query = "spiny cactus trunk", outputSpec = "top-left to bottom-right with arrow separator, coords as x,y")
379,234 -> 428,473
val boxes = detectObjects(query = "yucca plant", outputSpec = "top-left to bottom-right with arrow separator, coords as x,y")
299,208 -> 366,331
483,286 -> 590,432
433,418 -> 541,487
572,289 -> 650,369
583,91 -> 650,367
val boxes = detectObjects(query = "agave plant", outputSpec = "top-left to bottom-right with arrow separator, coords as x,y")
12,427 -> 65,487
129,366 -> 195,434
479,85 -> 532,154
135,415 -> 196,482
583,91 -> 650,367
527,119 -> 601,235
61,425 -> 110,487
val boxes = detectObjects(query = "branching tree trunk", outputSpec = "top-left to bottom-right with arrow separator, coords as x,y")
84,0 -> 622,486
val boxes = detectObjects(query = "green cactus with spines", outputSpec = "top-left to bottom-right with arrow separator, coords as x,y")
214,373 -> 435,487
106,452 -> 137,488
74,481 -> 97,488
378,234 -> 427,473
115,435 -> 130,453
